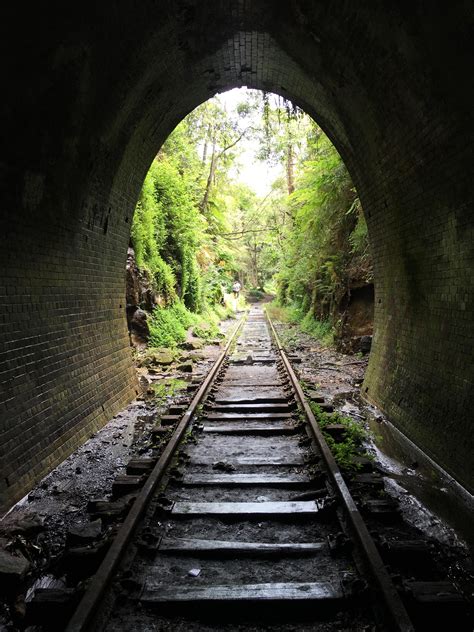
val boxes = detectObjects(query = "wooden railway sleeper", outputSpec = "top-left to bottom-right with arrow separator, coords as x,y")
64,309 -> 433,632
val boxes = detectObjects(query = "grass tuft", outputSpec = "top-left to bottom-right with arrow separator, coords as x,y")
310,401 -> 371,471
266,301 -> 334,346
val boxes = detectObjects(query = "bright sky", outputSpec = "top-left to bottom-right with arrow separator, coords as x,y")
216,88 -> 282,197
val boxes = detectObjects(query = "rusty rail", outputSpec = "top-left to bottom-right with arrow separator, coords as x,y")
66,314 -> 246,632
265,311 -> 415,632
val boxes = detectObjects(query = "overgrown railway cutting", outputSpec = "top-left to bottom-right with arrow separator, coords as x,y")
59,308 -> 470,632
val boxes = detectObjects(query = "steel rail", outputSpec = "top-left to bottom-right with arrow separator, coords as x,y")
265,310 -> 415,632
66,314 -> 246,632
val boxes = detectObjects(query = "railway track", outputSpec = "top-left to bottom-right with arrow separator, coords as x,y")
29,307 -> 470,631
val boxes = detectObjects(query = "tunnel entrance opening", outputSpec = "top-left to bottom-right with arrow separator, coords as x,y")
125,87 -> 373,363
1,3 -> 473,516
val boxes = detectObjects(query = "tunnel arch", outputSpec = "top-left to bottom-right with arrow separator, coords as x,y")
1,2 -> 473,511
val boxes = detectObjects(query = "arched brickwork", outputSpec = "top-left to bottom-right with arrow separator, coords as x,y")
1,2 -> 473,511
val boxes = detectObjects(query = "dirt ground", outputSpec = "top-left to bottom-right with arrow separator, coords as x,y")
0,320 -> 236,629
0,310 -> 472,630
274,321 -> 473,553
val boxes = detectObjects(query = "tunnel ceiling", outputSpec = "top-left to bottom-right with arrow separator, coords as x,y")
1,1 -> 473,512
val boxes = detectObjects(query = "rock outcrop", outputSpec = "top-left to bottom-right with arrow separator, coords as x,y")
126,247 -> 159,347
338,283 -> 374,354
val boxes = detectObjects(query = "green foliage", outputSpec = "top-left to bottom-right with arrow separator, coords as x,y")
199,261 -> 229,308
131,95 -> 250,318
277,133 -> 353,314
148,302 -> 198,348
274,128 -> 372,332
148,301 -> 231,348
309,402 -> 370,471
265,302 -> 291,323
193,307 -> 226,340
212,302 -> 235,321
131,88 -> 372,353
150,159 -> 204,309
131,156 -> 204,307
131,162 -> 177,303
299,312 -> 334,346
266,301 -> 334,346
348,209 -> 369,255
192,322 -> 219,340
247,288 -> 266,300
151,377 -> 188,405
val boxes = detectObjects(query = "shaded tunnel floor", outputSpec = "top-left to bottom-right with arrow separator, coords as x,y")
0,311 -> 472,630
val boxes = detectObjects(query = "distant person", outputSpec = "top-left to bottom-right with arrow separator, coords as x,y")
232,280 -> 241,299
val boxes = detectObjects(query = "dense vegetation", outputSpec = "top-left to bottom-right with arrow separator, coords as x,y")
272,128 -> 372,343
130,100 -> 248,345
130,89 -> 372,347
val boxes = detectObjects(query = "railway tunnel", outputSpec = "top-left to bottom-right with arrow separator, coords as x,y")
0,1 -> 473,514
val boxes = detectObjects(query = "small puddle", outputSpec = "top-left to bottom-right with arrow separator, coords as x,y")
368,415 -> 474,552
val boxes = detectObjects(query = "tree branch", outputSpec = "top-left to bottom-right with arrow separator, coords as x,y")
219,227 -> 279,237
216,126 -> 256,158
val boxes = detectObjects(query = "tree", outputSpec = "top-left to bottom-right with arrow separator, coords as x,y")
130,87 -> 372,341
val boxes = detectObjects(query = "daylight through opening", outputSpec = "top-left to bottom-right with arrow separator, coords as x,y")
127,89 -> 373,358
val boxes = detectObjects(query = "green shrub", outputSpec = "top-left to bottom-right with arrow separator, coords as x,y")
299,312 -> 334,346
148,301 -> 198,347
152,377 -> 188,405
266,301 -> 334,346
193,307 -> 222,340
131,157 -> 204,309
170,300 -> 199,329
212,303 -> 234,320
148,299 -> 234,348
265,301 -> 291,323
310,403 -> 370,471
247,288 -> 266,299
274,131 -> 372,333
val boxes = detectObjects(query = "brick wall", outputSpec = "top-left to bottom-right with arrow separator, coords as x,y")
0,201 -> 139,512
1,1 -> 472,512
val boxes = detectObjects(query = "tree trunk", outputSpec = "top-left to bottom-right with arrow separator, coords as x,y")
250,238 -> 259,287
286,142 -> 295,195
200,128 -> 247,213
200,136 -> 217,213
